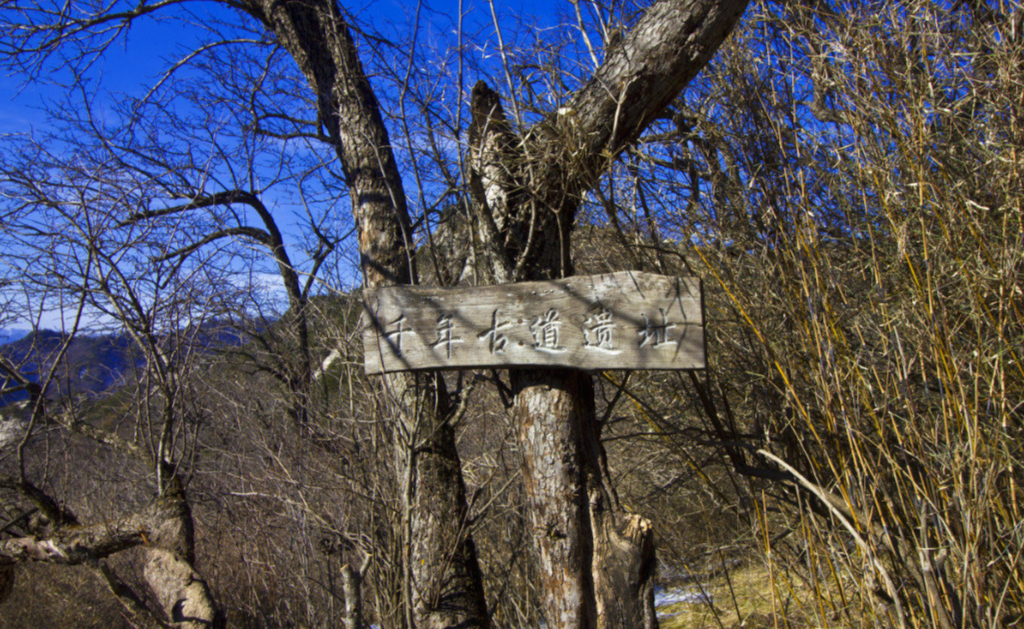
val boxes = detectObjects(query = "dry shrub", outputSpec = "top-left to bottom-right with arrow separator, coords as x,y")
577,1 -> 1022,627
634,0 -> 1024,626
0,564 -> 132,629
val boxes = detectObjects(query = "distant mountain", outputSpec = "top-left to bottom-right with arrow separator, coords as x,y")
0,329 -> 30,345
0,321 -> 249,407
0,331 -> 136,406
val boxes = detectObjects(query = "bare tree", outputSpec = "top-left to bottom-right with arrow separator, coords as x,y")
463,1 -> 748,626
0,142 -> 230,627
0,0 -> 751,628
554,1 -> 1024,628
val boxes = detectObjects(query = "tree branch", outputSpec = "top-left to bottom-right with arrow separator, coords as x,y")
119,189 -> 264,227
0,493 -> 190,566
0,476 -> 77,527
0,0 -> 194,76
537,0 -> 750,192
154,226 -> 271,262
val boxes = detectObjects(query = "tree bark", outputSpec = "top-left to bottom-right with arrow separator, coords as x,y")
511,368 -> 596,629
405,396 -> 490,629
582,416 -> 658,629
141,482 -> 223,629
509,368 -> 657,629
469,0 -> 749,627
0,495 -> 170,566
471,90 -> 660,629
247,2 -> 490,628
144,548 -> 221,629
342,563 -> 363,629
0,486 -> 221,629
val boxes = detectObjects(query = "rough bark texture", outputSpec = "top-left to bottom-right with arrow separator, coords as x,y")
145,548 -> 221,629
556,0 -> 750,169
342,563 -> 363,629
582,416 -> 658,629
467,82 -> 520,283
509,368 -> 656,629
468,0 -> 749,627
512,369 -> 595,629
589,512 -> 658,629
252,0 -> 413,289
471,106 -> 657,629
0,486 -> 221,629
0,495 -> 169,566
142,483 -> 223,629
247,2 -> 490,628
406,389 -> 489,629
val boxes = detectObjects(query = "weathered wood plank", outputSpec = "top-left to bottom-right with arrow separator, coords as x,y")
361,271 -> 704,374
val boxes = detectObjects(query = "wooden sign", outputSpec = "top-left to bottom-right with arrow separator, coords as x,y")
362,271 -> 704,374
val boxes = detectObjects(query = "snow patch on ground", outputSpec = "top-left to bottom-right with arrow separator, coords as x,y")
656,586 -> 713,608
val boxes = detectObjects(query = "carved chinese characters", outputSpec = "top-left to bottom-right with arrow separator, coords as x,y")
431,314 -> 463,358
530,309 -> 566,354
362,271 -> 704,374
478,311 -> 511,355
582,308 -> 619,354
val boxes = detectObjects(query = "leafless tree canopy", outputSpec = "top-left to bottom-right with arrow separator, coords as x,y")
0,0 -> 1020,628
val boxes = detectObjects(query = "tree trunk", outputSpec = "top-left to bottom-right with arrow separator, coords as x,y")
582,414 -> 658,629
342,563 -> 363,629
251,2 -> 490,628
511,368 -> 596,629
144,549 -> 221,629
472,85 -> 660,629
0,481 -> 221,628
401,378 -> 489,629
142,483 -> 223,629
470,0 -> 750,625
511,368 -> 657,629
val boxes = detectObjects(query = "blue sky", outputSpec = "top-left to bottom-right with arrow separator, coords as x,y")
0,0 -> 567,133
0,0 -> 576,332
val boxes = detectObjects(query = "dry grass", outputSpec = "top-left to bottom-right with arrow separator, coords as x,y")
616,1 -> 1024,627
658,563 -> 857,629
